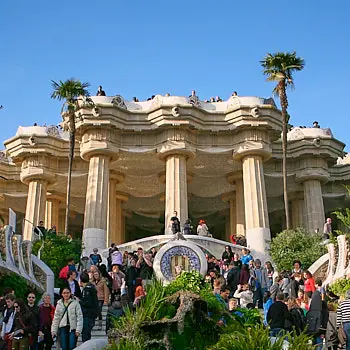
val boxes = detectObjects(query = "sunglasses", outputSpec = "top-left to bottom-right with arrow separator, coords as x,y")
14,305 -> 19,309
28,296 -> 35,299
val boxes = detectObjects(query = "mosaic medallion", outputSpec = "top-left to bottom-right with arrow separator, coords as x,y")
153,240 -> 207,283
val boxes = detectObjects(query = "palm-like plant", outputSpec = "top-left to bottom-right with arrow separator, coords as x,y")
51,79 -> 92,235
261,52 -> 305,230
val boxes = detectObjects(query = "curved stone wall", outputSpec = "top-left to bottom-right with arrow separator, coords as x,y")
0,225 -> 54,298
102,234 -> 245,260
309,234 -> 350,286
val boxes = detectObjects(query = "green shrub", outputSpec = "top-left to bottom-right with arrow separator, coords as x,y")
105,339 -> 145,350
269,228 -> 326,271
328,278 -> 350,297
199,285 -> 225,313
164,270 -> 205,295
209,324 -> 314,350
230,307 -> 261,327
0,272 -> 37,299
32,234 -> 81,286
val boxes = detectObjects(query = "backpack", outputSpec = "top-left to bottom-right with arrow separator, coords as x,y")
58,265 -> 69,279
248,275 -> 256,292
90,254 -> 101,266
290,307 -> 306,334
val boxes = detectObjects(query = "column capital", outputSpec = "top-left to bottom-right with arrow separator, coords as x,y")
227,172 -> 243,184
157,144 -> 195,161
46,193 -> 65,202
81,150 -> 118,162
115,192 -> 129,202
80,127 -> 120,161
295,168 -> 329,184
236,150 -> 271,163
20,163 -> 56,185
110,171 -> 125,184
232,129 -> 272,162
222,191 -> 236,203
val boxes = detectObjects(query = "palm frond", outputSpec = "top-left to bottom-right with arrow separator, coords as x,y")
50,78 -> 91,101
260,51 -> 305,85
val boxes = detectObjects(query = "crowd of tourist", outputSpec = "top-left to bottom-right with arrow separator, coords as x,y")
0,243 -> 156,350
95,86 -> 240,104
205,246 -> 350,349
1,237 -> 350,349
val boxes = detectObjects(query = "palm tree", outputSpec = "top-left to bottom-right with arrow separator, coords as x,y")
261,52 -> 305,230
51,79 -> 92,235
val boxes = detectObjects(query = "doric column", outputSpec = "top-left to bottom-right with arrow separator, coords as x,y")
23,180 -> 48,240
240,154 -> 271,258
161,151 -> 193,232
295,158 -> 329,233
232,127 -> 272,259
19,155 -> 55,240
222,192 -> 236,241
303,180 -> 325,232
242,155 -> 270,228
291,197 -> 305,229
83,155 -> 110,253
235,178 -> 246,236
45,196 -> 61,232
227,173 -> 246,237
108,186 -> 128,245
107,173 -> 125,246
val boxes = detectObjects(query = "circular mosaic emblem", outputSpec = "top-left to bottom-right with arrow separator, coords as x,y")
153,240 -> 208,283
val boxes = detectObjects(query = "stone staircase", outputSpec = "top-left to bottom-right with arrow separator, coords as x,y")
52,305 -> 108,349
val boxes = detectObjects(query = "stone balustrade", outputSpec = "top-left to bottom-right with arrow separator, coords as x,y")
101,234 -> 246,261
309,234 -> 350,286
0,225 -> 54,299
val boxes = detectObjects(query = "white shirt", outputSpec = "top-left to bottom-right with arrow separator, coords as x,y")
233,290 -> 253,308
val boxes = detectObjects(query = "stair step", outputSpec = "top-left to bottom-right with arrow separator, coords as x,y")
91,330 -> 107,337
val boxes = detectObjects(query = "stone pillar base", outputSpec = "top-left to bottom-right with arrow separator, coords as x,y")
83,228 -> 106,256
246,227 -> 271,262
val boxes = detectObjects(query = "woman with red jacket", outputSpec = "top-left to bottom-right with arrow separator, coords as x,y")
38,293 -> 55,350
303,270 -> 316,298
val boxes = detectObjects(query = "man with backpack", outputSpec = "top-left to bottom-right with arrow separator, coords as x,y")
251,259 -> 269,309
90,248 -> 102,266
58,258 -> 76,280
79,272 -> 98,343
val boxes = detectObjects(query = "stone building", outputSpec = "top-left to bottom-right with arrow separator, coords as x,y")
0,94 -> 349,258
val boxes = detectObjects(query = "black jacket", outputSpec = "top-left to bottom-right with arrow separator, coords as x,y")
222,251 -> 234,263
65,279 -> 82,299
125,266 -> 139,286
80,283 -> 98,319
286,307 -> 305,335
306,290 -> 322,334
27,305 -> 39,333
226,266 -> 241,293
267,301 -> 290,329
289,279 -> 300,298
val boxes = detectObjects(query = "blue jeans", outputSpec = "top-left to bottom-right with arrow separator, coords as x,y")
269,328 -> 284,337
253,287 -> 266,309
313,335 -> 323,350
82,317 -> 95,342
343,322 -> 350,350
59,327 -> 77,350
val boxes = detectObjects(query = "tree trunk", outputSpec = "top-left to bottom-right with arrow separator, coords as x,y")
64,113 -> 75,235
280,84 -> 291,230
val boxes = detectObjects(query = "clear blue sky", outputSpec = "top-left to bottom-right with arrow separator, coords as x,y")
1,0 -> 349,149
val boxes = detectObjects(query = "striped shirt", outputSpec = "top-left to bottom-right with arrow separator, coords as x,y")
337,299 -> 350,327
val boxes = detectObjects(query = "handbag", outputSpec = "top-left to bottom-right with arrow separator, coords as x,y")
18,314 -> 34,345
338,325 -> 347,347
